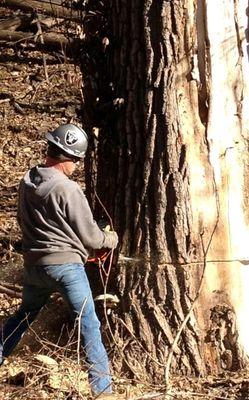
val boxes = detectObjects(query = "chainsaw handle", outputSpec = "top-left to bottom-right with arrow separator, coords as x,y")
87,250 -> 109,264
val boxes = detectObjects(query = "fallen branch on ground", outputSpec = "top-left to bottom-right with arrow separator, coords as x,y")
0,14 -> 64,31
0,29 -> 78,52
0,15 -> 33,31
3,0 -> 82,21
0,284 -> 22,298
35,14 -> 49,82
1,282 -> 22,291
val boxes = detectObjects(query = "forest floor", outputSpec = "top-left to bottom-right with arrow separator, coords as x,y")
1,4 -> 249,400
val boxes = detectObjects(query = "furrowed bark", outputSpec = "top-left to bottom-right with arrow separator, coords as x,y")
81,0 -> 249,380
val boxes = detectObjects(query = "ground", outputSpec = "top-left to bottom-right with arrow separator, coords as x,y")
1,4 -> 249,400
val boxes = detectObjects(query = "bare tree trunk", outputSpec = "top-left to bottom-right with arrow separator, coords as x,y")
105,0 -> 210,378
81,0 -> 249,380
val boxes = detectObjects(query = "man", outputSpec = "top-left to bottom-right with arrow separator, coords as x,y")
0,124 -> 118,398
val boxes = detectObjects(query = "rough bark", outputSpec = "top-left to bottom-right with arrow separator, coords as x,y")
81,0 -> 249,381
106,0 -> 209,378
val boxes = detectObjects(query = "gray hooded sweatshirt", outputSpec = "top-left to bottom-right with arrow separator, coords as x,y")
18,166 -> 113,267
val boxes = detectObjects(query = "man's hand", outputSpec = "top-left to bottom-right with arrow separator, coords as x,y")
103,230 -> 119,249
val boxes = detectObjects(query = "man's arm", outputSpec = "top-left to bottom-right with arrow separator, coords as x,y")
65,186 -> 118,250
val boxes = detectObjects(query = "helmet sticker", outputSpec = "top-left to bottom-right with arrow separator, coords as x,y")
65,130 -> 78,146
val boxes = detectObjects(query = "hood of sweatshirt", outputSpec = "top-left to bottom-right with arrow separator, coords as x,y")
21,165 -> 69,199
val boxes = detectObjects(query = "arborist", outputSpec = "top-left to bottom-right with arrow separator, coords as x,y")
0,124 -> 119,399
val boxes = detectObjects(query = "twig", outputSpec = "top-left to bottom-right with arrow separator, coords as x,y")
77,298 -> 87,365
94,191 -> 142,379
167,391 -> 237,400
1,281 -> 22,291
164,237 -> 207,391
116,316 -> 164,367
35,15 -> 49,82
0,284 -> 22,298
10,33 -> 36,45
135,394 -> 167,400
0,179 -> 19,188
94,191 -> 114,231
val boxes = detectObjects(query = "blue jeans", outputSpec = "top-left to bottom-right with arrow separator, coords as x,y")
0,263 -> 112,395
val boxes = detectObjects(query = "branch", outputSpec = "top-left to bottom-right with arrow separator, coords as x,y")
0,29 -> 77,52
3,0 -> 82,21
35,14 -> 49,81
0,284 -> 22,298
0,15 -> 33,31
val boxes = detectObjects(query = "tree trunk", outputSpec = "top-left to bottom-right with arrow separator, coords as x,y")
81,0 -> 249,381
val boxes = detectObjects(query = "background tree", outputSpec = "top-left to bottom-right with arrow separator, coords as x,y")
84,0 -> 249,382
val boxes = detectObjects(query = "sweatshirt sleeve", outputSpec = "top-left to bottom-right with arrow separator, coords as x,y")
65,185 -> 112,250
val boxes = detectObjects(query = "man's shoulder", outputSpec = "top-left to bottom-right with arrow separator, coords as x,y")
53,177 -> 81,195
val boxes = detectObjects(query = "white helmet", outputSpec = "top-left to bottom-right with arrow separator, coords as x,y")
46,124 -> 88,159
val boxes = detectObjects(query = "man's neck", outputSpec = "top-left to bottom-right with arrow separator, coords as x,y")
45,156 -> 66,174
45,156 -> 74,177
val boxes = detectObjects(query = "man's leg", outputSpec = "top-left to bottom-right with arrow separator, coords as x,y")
0,270 -> 51,361
51,263 -> 112,395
